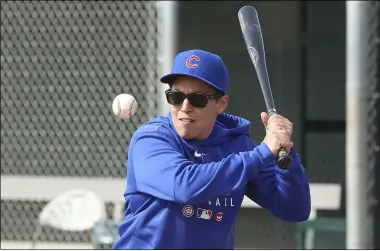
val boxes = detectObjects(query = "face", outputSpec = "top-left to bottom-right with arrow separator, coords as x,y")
168,76 -> 229,140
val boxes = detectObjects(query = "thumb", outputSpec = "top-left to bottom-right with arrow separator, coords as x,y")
260,112 -> 269,128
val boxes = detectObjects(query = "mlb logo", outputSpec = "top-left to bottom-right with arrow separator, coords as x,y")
197,208 -> 212,220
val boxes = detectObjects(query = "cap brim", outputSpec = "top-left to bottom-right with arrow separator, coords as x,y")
160,73 -> 224,93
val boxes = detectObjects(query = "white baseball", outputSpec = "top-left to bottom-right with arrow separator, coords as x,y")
112,94 -> 138,119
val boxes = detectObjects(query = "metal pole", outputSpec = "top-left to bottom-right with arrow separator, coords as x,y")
346,1 -> 369,249
157,1 -> 178,116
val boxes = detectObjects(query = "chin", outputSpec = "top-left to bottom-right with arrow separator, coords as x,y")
176,129 -> 193,139
173,125 -> 193,139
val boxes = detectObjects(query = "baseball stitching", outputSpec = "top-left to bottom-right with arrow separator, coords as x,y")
128,98 -> 136,118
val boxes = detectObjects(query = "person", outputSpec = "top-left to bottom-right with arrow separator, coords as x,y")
113,49 -> 311,250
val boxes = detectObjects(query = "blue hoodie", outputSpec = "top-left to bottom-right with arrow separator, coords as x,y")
113,113 -> 311,250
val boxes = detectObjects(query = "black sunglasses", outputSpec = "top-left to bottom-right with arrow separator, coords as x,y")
165,89 -> 220,108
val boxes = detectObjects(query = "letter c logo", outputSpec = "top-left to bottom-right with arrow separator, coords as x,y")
185,55 -> 200,68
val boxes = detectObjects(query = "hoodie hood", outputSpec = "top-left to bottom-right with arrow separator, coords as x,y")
167,112 -> 252,146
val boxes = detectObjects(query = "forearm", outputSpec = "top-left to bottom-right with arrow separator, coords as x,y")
273,149 -> 311,221
245,146 -> 311,222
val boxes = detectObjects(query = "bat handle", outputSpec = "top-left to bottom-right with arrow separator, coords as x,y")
267,109 -> 293,169
277,147 -> 293,170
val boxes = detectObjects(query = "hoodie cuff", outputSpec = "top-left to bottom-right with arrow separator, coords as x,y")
249,142 -> 276,167
275,147 -> 301,173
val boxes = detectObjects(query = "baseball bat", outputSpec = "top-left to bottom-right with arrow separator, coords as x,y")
237,5 -> 293,169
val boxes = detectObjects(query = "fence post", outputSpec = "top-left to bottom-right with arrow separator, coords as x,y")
346,1 -> 371,249
157,1 -> 178,116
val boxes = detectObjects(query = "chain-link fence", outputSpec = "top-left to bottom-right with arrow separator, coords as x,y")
1,0 -> 158,246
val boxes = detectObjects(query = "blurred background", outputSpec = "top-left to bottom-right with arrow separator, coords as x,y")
1,0 -> 379,249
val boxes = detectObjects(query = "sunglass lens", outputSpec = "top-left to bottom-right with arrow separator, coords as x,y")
188,94 -> 208,108
166,92 -> 184,105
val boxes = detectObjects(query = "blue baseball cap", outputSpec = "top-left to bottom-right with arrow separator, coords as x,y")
160,49 -> 229,94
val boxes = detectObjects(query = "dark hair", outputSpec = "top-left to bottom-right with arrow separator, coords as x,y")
213,88 -> 225,99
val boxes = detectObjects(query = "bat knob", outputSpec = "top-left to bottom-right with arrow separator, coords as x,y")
277,148 -> 293,170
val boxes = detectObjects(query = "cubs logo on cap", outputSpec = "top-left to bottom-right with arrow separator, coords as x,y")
185,55 -> 200,68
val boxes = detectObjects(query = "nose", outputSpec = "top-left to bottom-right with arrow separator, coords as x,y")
180,98 -> 193,112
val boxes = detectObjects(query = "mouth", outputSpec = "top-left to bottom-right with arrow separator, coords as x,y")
179,118 -> 195,123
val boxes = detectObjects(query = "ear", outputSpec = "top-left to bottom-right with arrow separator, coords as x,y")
216,95 -> 229,114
